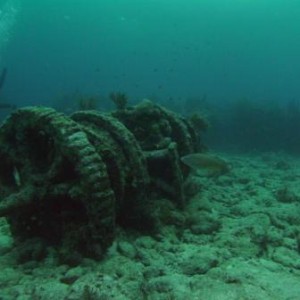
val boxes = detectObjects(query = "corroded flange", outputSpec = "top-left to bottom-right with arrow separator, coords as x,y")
0,107 -> 116,260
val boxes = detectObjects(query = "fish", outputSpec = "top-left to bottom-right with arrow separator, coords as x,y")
181,153 -> 230,177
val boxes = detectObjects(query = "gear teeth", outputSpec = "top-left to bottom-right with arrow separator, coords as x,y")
0,106 -> 116,261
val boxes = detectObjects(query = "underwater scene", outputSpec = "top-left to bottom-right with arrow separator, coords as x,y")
1,0 -> 300,299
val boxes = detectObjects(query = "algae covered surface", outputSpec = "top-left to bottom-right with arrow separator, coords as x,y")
1,151 -> 300,299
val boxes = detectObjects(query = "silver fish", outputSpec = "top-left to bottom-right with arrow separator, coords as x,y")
181,153 -> 230,177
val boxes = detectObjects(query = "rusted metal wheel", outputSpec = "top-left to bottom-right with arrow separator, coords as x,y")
0,107 -> 116,261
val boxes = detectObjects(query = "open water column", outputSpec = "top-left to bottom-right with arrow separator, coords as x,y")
0,0 -> 20,62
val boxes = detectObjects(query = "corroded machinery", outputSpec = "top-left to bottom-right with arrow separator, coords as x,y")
0,100 -> 203,262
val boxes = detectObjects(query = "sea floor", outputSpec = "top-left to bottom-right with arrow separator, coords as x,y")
1,152 -> 300,300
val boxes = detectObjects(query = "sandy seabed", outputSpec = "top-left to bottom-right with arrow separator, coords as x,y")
0,152 -> 300,300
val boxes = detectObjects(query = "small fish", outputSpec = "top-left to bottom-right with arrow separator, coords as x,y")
181,153 -> 230,177
13,166 -> 21,187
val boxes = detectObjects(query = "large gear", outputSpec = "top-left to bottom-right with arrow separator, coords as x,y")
0,107 -> 115,261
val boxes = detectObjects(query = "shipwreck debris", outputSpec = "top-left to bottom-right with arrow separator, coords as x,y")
0,101 -> 204,263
